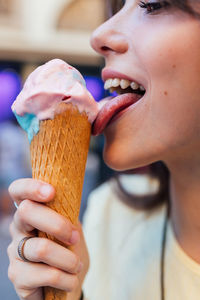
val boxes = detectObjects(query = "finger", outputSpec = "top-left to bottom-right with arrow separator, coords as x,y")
22,237 -> 83,274
17,289 -> 43,300
8,178 -> 55,205
13,200 -> 80,245
9,220 -> 36,241
9,259 -> 79,293
8,237 -> 82,274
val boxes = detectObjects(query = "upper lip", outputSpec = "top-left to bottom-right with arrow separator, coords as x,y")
102,68 -> 144,87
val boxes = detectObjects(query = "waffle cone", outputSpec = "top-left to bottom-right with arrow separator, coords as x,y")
30,103 -> 91,300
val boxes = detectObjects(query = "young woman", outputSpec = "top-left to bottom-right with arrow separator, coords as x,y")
7,0 -> 200,299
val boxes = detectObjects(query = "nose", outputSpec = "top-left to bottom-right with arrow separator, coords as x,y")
90,15 -> 129,57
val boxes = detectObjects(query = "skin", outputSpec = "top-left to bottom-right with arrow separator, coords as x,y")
91,0 -> 200,263
7,0 -> 200,299
7,179 -> 89,300
92,1 -> 200,171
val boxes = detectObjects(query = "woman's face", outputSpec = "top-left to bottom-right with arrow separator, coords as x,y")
91,0 -> 200,171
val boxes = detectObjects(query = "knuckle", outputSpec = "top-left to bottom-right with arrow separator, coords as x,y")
8,264 -> 16,283
53,219 -> 68,238
17,288 -> 32,299
33,184 -> 43,199
35,239 -> 50,260
49,269 -> 61,286
9,222 -> 14,237
8,262 -> 31,296
8,180 -> 16,197
17,199 -> 32,220
7,243 -> 14,258
69,254 -> 80,272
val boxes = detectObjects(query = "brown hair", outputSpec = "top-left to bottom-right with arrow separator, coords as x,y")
107,0 -> 198,210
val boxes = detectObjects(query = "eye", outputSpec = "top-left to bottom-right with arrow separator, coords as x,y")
138,1 -> 170,14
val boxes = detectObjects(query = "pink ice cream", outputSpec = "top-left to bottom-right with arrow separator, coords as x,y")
12,59 -> 99,142
12,59 -> 98,123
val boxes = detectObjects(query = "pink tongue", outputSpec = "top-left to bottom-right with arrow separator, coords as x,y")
92,93 -> 141,136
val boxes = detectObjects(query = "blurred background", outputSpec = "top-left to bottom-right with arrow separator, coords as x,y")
0,0 -> 116,298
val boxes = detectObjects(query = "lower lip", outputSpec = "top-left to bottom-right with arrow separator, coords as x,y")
92,93 -> 143,136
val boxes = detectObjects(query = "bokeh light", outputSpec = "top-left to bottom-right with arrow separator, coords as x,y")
84,76 -> 104,102
0,70 -> 22,122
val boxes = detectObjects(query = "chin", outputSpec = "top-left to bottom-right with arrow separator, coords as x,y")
103,143 -> 151,172
103,135 -> 164,171
103,153 -> 129,171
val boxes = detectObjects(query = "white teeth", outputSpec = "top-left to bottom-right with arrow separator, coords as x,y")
130,82 -> 139,90
120,79 -> 131,89
104,79 -> 113,90
139,85 -> 145,91
112,78 -> 120,87
104,78 -> 145,93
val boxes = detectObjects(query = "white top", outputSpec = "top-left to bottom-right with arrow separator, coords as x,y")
83,177 -> 200,300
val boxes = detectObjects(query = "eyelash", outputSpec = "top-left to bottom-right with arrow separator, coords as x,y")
138,1 -> 170,14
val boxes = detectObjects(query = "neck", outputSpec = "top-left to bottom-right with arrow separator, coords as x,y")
166,155 -> 200,263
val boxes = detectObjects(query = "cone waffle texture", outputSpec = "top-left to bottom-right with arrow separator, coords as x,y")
30,103 -> 91,300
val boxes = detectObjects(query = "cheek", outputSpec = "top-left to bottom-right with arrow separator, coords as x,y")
137,22 -> 200,144
147,67 -> 200,149
148,91 -> 199,149
135,18 -> 200,80
138,34 -> 180,82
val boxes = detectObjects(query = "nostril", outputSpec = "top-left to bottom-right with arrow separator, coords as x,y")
62,96 -> 70,101
101,46 -> 111,51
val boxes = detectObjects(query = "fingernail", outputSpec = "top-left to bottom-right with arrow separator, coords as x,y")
77,262 -> 84,273
40,185 -> 52,198
69,230 -> 80,245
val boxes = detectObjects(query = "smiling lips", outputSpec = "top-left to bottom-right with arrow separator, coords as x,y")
92,93 -> 142,136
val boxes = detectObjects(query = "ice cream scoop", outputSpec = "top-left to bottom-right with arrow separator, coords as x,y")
12,59 -> 98,143
11,59 -> 98,300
